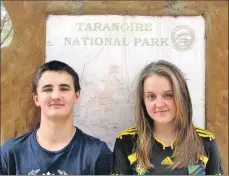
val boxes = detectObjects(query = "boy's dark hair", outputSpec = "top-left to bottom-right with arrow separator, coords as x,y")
32,60 -> 81,93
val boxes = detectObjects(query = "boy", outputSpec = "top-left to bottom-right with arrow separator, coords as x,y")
0,60 -> 112,175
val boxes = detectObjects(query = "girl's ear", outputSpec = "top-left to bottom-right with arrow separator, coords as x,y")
33,93 -> 40,107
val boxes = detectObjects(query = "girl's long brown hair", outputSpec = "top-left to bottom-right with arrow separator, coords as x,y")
135,60 -> 205,171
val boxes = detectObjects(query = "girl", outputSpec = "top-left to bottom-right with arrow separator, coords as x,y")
112,60 -> 223,175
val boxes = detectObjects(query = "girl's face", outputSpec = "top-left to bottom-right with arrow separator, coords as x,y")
143,74 -> 177,125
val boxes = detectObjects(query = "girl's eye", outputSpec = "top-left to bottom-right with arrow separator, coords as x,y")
164,93 -> 173,99
147,94 -> 156,100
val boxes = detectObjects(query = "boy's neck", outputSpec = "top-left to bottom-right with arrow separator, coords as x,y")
36,116 -> 76,151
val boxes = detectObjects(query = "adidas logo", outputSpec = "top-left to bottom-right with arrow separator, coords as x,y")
161,157 -> 174,165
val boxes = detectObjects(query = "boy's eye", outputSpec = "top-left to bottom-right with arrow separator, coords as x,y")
60,87 -> 69,91
43,89 -> 52,92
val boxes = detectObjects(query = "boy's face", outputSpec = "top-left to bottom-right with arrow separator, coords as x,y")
33,71 -> 79,120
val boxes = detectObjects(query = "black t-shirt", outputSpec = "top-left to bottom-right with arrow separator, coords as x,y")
112,126 -> 223,175
0,127 -> 112,175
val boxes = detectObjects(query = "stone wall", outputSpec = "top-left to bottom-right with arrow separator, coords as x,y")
1,1 -> 228,173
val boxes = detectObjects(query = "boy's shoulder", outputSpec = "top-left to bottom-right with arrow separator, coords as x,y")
1,130 -> 34,154
76,127 -> 110,151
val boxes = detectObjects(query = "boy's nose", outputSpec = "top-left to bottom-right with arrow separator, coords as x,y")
52,90 -> 61,100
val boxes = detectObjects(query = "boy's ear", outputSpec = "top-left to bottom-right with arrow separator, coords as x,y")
33,93 -> 40,107
75,91 -> 80,103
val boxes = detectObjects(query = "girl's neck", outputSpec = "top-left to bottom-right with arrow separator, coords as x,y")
153,122 -> 176,147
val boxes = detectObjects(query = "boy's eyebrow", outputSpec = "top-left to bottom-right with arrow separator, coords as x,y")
41,84 -> 53,89
59,84 -> 71,88
41,84 -> 71,89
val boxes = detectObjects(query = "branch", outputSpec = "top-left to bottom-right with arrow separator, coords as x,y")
1,13 -> 9,31
1,25 -> 13,46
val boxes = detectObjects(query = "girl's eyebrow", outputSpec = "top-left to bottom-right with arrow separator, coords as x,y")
145,90 -> 173,94
164,90 -> 173,93
145,91 -> 155,94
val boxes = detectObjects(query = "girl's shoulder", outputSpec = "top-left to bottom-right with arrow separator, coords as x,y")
195,126 -> 215,141
117,126 -> 138,140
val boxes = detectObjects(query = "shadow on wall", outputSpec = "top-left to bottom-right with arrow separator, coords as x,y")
1,1 -> 14,48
